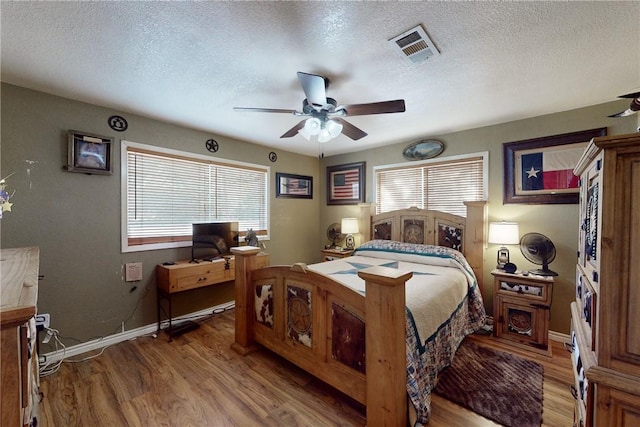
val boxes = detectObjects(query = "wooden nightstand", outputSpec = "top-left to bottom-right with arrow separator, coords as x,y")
491,269 -> 553,356
321,248 -> 354,261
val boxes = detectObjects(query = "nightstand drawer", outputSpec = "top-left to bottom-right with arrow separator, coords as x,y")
496,279 -> 549,302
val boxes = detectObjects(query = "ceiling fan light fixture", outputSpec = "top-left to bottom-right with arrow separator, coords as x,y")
305,117 -> 322,135
318,129 -> 332,143
325,119 -> 343,138
298,126 -> 312,141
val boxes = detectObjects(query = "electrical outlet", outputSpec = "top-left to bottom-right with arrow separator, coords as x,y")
35,313 -> 50,329
125,262 -> 143,282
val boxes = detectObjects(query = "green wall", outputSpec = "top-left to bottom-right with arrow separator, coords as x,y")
2,82 -> 637,350
0,83 -> 320,349
320,100 -> 637,335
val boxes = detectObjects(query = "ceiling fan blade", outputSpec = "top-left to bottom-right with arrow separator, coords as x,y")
619,91 -> 640,99
608,96 -> 640,117
342,99 -> 406,116
233,107 -> 298,114
280,120 -> 307,138
333,118 -> 368,141
297,72 -> 327,109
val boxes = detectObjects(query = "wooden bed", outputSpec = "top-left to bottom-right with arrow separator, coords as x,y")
231,202 -> 486,426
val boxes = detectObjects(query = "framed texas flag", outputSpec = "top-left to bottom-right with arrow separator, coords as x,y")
503,128 -> 606,204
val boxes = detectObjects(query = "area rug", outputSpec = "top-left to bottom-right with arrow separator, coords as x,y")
434,339 -> 544,427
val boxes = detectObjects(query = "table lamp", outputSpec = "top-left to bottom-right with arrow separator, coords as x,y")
488,221 -> 520,269
341,218 -> 359,250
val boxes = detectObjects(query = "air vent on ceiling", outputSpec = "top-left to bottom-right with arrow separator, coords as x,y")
389,25 -> 440,64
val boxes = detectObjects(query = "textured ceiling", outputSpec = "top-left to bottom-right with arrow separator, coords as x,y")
1,1 -> 638,157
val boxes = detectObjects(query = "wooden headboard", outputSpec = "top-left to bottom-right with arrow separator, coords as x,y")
360,201 -> 487,291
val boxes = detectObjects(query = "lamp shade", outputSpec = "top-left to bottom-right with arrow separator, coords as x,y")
341,218 -> 359,234
488,221 -> 520,245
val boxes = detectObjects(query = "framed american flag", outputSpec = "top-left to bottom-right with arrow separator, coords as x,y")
276,172 -> 313,199
503,128 -> 606,204
326,162 -> 365,205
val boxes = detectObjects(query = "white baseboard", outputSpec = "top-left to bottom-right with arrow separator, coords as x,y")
43,304 -> 571,364
42,302 -> 234,364
549,330 -> 570,344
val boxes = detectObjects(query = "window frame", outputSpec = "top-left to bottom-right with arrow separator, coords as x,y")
120,140 -> 270,253
373,151 -> 489,215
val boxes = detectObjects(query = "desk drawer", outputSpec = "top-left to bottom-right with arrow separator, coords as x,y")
157,258 -> 235,293
174,269 -> 233,291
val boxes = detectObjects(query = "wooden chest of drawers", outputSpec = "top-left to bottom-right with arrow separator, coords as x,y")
571,133 -> 640,426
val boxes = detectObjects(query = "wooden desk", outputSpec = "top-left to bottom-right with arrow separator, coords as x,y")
1,247 -> 39,427
156,253 -> 268,339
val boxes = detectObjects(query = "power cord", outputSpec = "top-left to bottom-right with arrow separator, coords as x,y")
38,327 -> 66,377
40,292 -> 234,372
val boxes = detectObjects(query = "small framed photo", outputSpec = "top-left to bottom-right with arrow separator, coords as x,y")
276,172 -> 313,199
327,161 -> 365,205
67,130 -> 114,175
503,128 -> 605,204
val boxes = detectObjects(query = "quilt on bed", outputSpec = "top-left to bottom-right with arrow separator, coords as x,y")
308,240 -> 486,424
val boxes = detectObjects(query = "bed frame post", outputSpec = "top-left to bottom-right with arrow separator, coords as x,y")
358,266 -> 413,427
463,200 -> 487,292
230,246 -> 262,355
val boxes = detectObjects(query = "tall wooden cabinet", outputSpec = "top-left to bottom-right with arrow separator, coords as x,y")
571,133 -> 640,427
1,247 -> 40,427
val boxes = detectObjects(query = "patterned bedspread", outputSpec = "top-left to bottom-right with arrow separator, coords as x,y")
308,240 -> 486,424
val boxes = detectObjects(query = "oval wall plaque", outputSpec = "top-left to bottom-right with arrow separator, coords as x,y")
402,139 -> 445,161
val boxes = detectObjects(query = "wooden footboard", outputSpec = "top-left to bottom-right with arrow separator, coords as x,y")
231,246 -> 412,426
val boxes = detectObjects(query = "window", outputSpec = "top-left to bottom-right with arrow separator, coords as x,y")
121,140 -> 269,252
374,152 -> 487,216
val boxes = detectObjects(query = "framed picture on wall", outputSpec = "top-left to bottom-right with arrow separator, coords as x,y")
502,128 -> 606,204
67,130 -> 114,175
326,161 -> 365,205
276,172 -> 313,199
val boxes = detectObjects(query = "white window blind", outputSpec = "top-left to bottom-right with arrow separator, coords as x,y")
375,154 -> 486,217
123,142 -> 268,251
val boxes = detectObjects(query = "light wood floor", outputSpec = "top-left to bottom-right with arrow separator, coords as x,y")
39,310 -> 574,426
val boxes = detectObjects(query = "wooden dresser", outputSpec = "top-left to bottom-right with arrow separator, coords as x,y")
1,247 -> 40,427
571,133 -> 640,426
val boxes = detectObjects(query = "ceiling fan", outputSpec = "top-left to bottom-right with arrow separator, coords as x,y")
234,72 -> 406,143
608,91 -> 640,117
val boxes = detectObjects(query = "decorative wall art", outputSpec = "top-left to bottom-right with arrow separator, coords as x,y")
67,130 -> 114,175
108,115 -> 128,132
276,172 -> 313,199
205,139 -> 219,153
326,162 -> 365,205
402,139 -> 445,160
0,172 -> 15,218
502,128 -> 606,204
